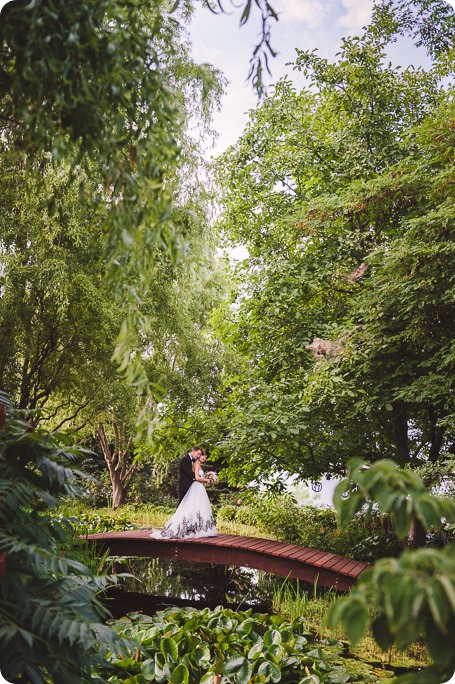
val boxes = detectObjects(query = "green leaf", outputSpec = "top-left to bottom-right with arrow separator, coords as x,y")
170,664 -> 189,684
371,614 -> 394,652
425,584 -> 449,634
161,637 -> 179,663
235,659 -> 253,684
141,659 -> 156,681
192,645 -> 211,667
415,494 -> 443,530
257,659 -> 282,682
393,495 -> 413,538
240,0 -> 252,26
327,669 -> 351,683
343,598 -> 369,646
236,619 -> 254,638
263,629 -> 281,647
223,655 -> 252,684
435,574 -> 455,613
248,642 -> 263,660
200,674 -> 216,684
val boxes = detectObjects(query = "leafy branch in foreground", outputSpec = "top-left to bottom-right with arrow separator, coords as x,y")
333,458 -> 455,539
0,392 -> 132,683
329,458 -> 455,684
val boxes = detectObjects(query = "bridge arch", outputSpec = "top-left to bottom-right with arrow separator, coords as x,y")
84,530 -> 368,592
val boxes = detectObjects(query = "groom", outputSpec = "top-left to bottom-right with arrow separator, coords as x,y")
177,445 -> 202,504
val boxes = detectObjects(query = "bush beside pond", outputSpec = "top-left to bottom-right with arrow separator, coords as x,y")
217,497 -> 402,563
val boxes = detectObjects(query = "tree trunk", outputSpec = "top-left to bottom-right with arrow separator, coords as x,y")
392,401 -> 410,465
406,517 -> 426,549
428,404 -> 444,463
111,475 -> 127,510
96,422 -> 134,510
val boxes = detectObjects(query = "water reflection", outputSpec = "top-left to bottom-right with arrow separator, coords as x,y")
106,557 -> 305,618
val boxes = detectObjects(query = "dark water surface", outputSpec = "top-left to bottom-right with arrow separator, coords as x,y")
105,557 -> 305,618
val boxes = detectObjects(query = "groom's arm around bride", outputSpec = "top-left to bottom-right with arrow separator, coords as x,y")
177,445 -> 202,504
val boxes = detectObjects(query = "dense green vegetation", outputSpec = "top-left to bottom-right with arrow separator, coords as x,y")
212,5 -> 455,494
1,0 -> 455,682
0,394 -> 132,683
0,397 -> 452,682
97,605 -> 391,683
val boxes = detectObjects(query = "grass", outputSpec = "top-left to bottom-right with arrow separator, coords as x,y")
272,578 -> 430,671
110,503 -> 277,538
60,500 -> 277,538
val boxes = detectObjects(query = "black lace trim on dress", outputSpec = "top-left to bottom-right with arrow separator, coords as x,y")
159,510 -> 217,539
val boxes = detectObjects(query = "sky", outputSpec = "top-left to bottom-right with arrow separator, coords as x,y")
189,0 -> 455,158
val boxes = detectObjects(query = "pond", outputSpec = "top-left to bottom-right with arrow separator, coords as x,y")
104,556 -> 308,619
101,557 -> 428,678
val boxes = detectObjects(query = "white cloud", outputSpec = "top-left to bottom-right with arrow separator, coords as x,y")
338,0 -> 373,33
191,44 -> 224,65
274,0 -> 328,29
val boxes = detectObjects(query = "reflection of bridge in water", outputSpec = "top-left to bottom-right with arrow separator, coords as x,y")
84,530 -> 368,592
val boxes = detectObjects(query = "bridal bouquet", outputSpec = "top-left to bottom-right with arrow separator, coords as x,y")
206,471 -> 218,485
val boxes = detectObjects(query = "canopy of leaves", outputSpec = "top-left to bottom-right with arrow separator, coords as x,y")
0,0 -> 228,419
213,7 -> 455,487
0,159 -> 119,422
0,155 -> 229,468
0,0 -> 230,450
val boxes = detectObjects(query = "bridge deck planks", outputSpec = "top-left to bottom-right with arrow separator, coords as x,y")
84,530 -> 368,592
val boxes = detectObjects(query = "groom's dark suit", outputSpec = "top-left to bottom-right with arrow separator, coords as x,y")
177,452 -> 194,504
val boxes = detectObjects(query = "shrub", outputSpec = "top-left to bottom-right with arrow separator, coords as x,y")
216,504 -> 238,522
63,511 -> 139,536
0,393 -> 130,683
217,491 -> 402,562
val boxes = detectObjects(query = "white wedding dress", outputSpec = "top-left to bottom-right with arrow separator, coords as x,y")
150,471 -> 217,539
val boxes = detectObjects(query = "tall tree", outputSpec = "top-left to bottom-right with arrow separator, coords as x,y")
0,149 -> 229,504
0,159 -> 118,423
0,0 -> 227,419
0,0 -> 281,384
214,9 -> 455,490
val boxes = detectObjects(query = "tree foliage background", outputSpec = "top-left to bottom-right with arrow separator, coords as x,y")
0,0 -> 230,440
213,0 -> 455,492
0,0 -> 281,680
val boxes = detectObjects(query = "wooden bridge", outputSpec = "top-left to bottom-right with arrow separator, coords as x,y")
84,530 -> 369,592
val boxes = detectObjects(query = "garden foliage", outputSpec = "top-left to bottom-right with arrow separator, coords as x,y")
100,605 -> 380,683
217,493 -> 402,563
0,393 -> 131,683
329,459 -> 455,683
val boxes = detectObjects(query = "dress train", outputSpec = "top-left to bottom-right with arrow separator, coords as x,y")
150,480 -> 217,539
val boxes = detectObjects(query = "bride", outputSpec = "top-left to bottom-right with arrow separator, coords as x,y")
150,451 -> 218,539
